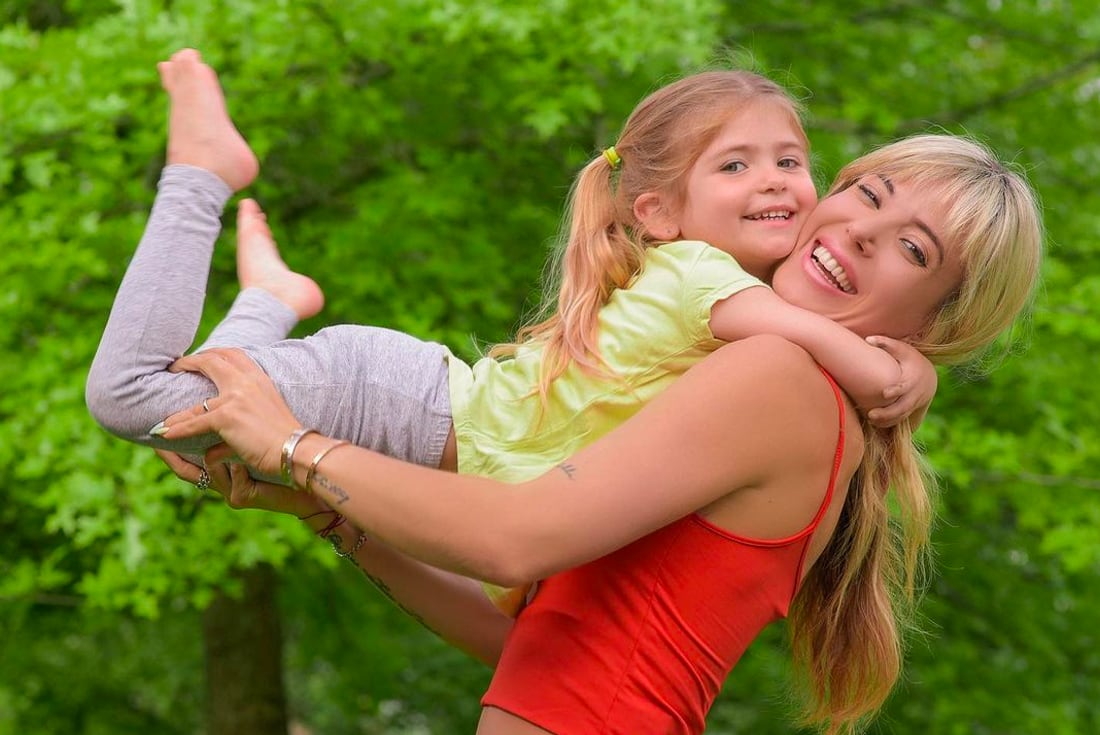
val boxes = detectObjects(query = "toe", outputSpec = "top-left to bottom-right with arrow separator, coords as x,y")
173,47 -> 202,63
238,199 -> 273,240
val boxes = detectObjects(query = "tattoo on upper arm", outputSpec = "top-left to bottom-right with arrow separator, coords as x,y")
558,462 -> 577,480
312,472 -> 350,505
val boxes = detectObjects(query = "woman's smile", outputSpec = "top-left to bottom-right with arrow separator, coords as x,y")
773,176 -> 965,339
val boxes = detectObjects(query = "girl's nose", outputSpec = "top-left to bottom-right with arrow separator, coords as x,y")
759,167 -> 787,192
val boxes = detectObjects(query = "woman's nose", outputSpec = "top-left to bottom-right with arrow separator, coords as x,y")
847,223 -> 874,255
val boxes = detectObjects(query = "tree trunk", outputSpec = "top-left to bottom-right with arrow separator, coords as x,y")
203,563 -> 289,735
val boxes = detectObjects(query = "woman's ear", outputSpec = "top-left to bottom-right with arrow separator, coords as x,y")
633,192 -> 681,241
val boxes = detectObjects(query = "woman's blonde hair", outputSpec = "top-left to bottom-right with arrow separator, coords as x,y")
788,134 -> 1043,733
491,70 -> 807,402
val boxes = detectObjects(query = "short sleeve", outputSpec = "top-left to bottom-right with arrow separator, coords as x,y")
658,241 -> 768,344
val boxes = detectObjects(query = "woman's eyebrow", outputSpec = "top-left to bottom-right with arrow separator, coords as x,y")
878,174 -> 945,265
916,219 -> 946,266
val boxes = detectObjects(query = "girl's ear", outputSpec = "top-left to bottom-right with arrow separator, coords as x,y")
633,192 -> 681,241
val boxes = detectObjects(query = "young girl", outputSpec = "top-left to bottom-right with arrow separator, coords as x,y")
87,50 -> 934,614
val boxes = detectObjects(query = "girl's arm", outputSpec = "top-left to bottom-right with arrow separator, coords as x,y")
156,450 -> 511,664
156,337 -> 836,585
708,287 -> 936,423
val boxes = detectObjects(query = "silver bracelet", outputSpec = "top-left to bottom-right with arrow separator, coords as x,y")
280,427 -> 318,488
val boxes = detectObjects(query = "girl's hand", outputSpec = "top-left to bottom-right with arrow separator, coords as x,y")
152,348 -> 301,477
864,336 -> 938,429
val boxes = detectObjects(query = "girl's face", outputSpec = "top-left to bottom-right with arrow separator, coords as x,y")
771,174 -> 966,339
644,100 -> 818,280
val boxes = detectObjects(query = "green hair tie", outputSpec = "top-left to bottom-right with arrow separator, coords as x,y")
602,146 -> 621,169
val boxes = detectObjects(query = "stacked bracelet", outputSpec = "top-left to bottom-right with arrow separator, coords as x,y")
305,440 -> 350,492
334,532 -> 369,561
281,427 -> 318,488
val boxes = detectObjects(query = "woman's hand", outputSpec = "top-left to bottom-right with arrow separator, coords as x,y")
152,348 -> 301,477
155,449 -> 327,518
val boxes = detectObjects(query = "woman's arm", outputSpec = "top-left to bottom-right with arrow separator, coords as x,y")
157,451 -> 511,664
158,336 -> 840,587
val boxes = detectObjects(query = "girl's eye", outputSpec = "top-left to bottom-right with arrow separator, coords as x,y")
858,183 -> 880,207
721,161 -> 747,173
903,239 -> 928,267
778,157 -> 801,169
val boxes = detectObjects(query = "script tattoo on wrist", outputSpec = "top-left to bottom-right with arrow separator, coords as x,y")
558,462 -> 577,480
312,472 -> 350,505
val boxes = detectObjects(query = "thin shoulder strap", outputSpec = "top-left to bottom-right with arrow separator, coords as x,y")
808,366 -> 847,530
791,367 -> 848,592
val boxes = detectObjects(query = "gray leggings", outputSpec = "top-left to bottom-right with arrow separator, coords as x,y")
86,165 -> 453,475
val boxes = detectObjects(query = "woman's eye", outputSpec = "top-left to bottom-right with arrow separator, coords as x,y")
722,161 -> 747,173
858,183 -> 879,207
903,239 -> 928,267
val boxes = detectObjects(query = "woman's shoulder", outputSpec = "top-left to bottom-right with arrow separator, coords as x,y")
695,335 -> 864,537
695,334 -> 839,396
690,335 -> 863,464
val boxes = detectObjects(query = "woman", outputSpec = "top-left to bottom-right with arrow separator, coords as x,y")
155,134 -> 1043,734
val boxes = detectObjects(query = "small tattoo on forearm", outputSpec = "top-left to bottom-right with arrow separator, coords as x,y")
313,473 -> 350,504
361,569 -> 441,637
329,534 -> 443,638
558,462 -> 577,479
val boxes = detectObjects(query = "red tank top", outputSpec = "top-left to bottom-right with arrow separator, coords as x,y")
481,370 -> 847,734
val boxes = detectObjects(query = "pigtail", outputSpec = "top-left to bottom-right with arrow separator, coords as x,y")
490,150 -> 647,404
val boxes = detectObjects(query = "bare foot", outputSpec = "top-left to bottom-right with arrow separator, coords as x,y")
236,199 -> 325,320
158,48 -> 258,192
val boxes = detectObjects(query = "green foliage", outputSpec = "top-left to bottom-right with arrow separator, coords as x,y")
1,0 -> 1098,733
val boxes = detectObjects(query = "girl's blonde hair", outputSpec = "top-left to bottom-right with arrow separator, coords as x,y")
491,70 -> 807,403
788,134 -> 1043,733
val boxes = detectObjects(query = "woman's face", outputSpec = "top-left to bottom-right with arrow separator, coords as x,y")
770,174 -> 966,339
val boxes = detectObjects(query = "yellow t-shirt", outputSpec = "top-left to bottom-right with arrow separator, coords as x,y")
446,240 -> 765,614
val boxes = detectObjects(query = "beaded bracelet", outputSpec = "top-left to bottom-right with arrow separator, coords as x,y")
334,532 -> 369,561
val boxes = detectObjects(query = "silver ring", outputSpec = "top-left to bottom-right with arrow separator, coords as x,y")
196,467 -> 212,490
202,398 -> 211,413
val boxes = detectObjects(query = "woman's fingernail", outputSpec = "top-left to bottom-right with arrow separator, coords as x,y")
149,421 -> 168,437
